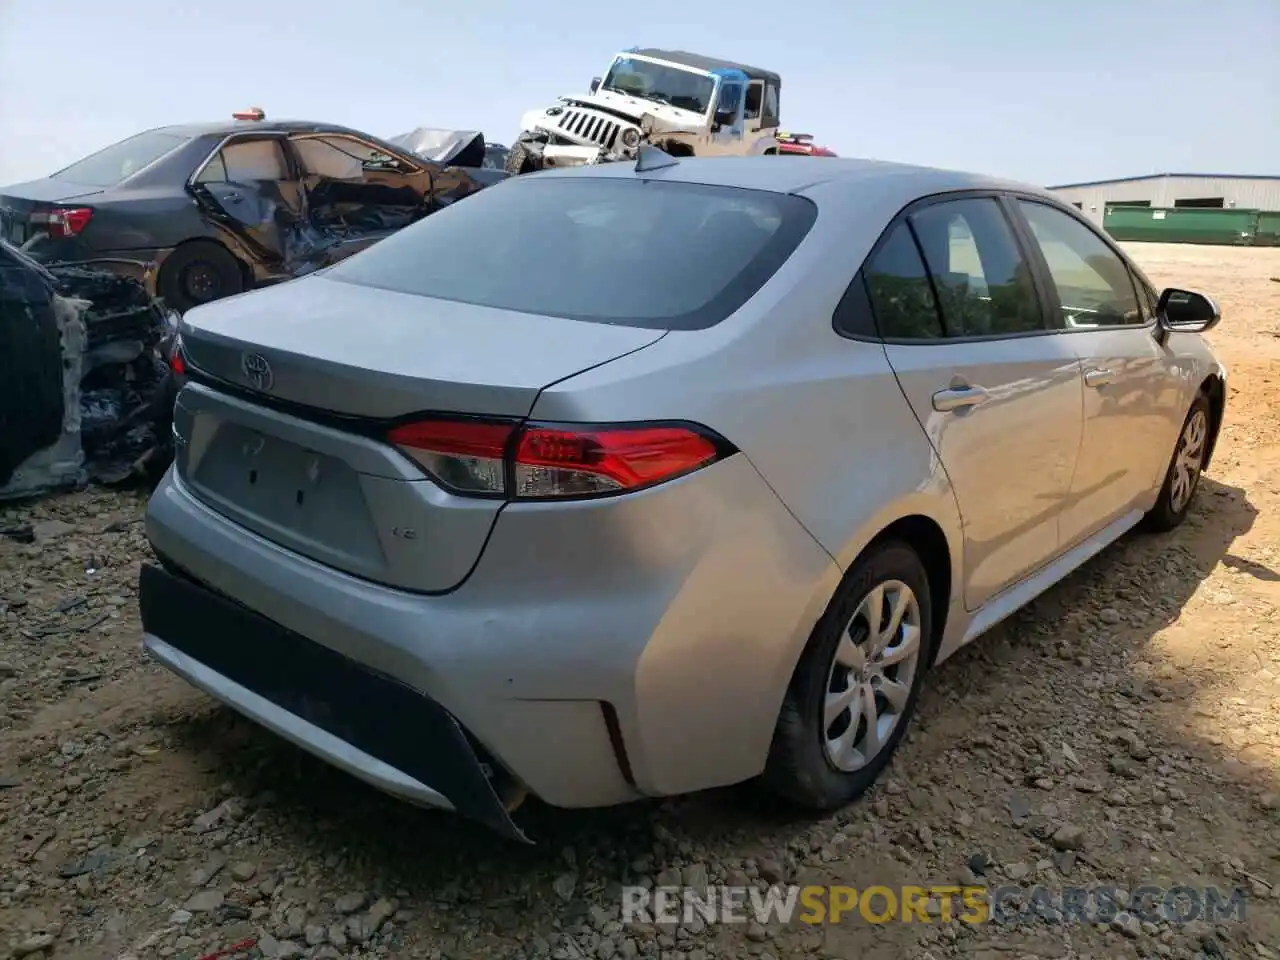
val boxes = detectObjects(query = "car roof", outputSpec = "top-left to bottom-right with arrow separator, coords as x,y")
528,155 -> 1059,204
627,48 -> 780,87
149,119 -> 397,141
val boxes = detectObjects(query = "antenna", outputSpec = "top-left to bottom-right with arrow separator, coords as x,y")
635,144 -> 679,173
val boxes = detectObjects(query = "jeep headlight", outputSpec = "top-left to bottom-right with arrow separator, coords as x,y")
621,128 -> 641,148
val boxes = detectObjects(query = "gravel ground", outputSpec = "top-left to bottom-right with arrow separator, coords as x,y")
2,243 -> 1278,960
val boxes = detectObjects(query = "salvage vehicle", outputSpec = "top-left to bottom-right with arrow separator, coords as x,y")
774,132 -> 837,157
1,239 -> 175,499
506,48 -> 782,173
139,152 -> 1226,842
387,127 -> 511,185
0,109 -> 490,313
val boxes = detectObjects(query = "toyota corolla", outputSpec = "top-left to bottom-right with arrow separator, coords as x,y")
140,151 -> 1226,841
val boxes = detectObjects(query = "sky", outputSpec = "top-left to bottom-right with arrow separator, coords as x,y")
0,0 -> 1276,188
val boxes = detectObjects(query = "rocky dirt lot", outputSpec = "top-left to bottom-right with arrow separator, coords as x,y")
2,242 -> 1278,960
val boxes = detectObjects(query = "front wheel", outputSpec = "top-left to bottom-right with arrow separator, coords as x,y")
762,541 -> 932,810
1141,393 -> 1212,532
504,141 -> 542,176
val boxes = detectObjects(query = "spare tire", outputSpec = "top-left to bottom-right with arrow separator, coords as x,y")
0,241 -> 65,486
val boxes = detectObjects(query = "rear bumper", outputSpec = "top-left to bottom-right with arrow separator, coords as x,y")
139,561 -> 526,840
142,458 -> 839,829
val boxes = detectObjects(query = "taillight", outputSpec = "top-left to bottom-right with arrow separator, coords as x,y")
168,335 -> 187,376
34,206 -> 94,239
386,418 -> 732,500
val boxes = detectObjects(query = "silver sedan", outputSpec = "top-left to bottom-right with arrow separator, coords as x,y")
140,152 -> 1226,841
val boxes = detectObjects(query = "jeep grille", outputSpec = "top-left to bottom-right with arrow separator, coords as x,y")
555,110 -> 625,151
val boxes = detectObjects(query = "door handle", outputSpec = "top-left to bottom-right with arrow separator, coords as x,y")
1084,368 -> 1113,388
932,385 -> 988,412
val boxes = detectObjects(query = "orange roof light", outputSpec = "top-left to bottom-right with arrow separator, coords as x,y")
233,107 -> 265,121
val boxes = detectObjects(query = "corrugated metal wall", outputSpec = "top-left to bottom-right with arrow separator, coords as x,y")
1050,176 -> 1280,228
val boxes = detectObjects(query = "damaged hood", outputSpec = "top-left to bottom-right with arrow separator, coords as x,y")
388,128 -> 487,167
557,90 -> 706,132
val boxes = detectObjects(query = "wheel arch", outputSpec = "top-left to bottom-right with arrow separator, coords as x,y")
158,236 -> 252,285
862,514 -> 953,665
1199,372 -> 1226,471
789,494 -> 963,688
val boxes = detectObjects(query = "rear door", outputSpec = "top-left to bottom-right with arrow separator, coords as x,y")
870,193 -> 1085,611
1011,198 -> 1183,547
190,136 -> 302,268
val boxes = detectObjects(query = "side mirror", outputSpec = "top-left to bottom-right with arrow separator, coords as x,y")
1157,288 -> 1221,335
589,77 -> 601,94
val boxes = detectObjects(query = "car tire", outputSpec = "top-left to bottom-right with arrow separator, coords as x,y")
158,241 -> 245,314
1140,392 -> 1212,533
762,540 -> 933,811
504,142 -> 540,176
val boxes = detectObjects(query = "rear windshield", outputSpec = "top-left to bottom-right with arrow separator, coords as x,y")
53,129 -> 191,187
326,175 -> 817,330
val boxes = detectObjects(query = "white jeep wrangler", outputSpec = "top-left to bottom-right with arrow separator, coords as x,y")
506,48 -> 783,174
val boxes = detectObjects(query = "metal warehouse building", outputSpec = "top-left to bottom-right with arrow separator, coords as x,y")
1048,173 -> 1280,227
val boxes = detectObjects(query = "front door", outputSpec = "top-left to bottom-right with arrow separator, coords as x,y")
868,195 -> 1085,611
1012,198 -> 1183,547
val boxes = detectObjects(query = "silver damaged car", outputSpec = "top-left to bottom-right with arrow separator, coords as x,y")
141,153 -> 1227,842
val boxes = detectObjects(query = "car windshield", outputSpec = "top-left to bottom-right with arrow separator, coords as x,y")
601,57 -> 716,114
326,176 -> 817,330
52,129 -> 191,187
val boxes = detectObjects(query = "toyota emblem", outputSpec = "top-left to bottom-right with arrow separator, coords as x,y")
241,352 -> 274,392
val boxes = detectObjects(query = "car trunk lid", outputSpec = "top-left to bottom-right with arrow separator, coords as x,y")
0,178 -> 105,246
174,274 -> 666,592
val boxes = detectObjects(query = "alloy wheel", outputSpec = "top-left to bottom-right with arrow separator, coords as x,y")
823,579 -> 922,772
1170,408 -> 1208,513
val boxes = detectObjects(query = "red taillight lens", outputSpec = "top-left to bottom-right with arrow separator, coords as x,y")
514,424 -> 719,497
387,418 -> 730,499
36,207 -> 94,239
170,350 -> 186,376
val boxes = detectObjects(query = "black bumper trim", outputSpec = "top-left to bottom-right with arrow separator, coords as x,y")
137,562 -> 528,842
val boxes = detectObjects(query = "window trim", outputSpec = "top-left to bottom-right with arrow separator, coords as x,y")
832,189 -> 1058,346
1008,195 -> 1155,333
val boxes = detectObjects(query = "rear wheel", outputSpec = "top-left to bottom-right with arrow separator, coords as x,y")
1141,392 -> 1211,532
158,241 -> 244,313
763,541 -> 932,810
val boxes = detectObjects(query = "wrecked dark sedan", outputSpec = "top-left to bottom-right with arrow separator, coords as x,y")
0,111 -> 491,313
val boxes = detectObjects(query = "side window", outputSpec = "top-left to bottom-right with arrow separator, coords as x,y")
219,139 -> 288,182
1016,200 -> 1143,328
744,82 -> 763,120
762,84 -> 780,127
293,136 -> 416,181
909,198 -> 1045,337
194,152 -> 227,184
862,222 -> 945,339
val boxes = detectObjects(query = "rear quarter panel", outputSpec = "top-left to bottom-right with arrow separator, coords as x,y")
529,196 -> 966,658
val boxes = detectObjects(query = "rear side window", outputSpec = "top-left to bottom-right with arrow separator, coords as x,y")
861,223 -> 944,339
326,177 -> 817,330
53,129 -> 191,187
908,198 -> 1045,337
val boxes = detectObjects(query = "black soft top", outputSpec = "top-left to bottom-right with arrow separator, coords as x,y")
628,48 -> 780,87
